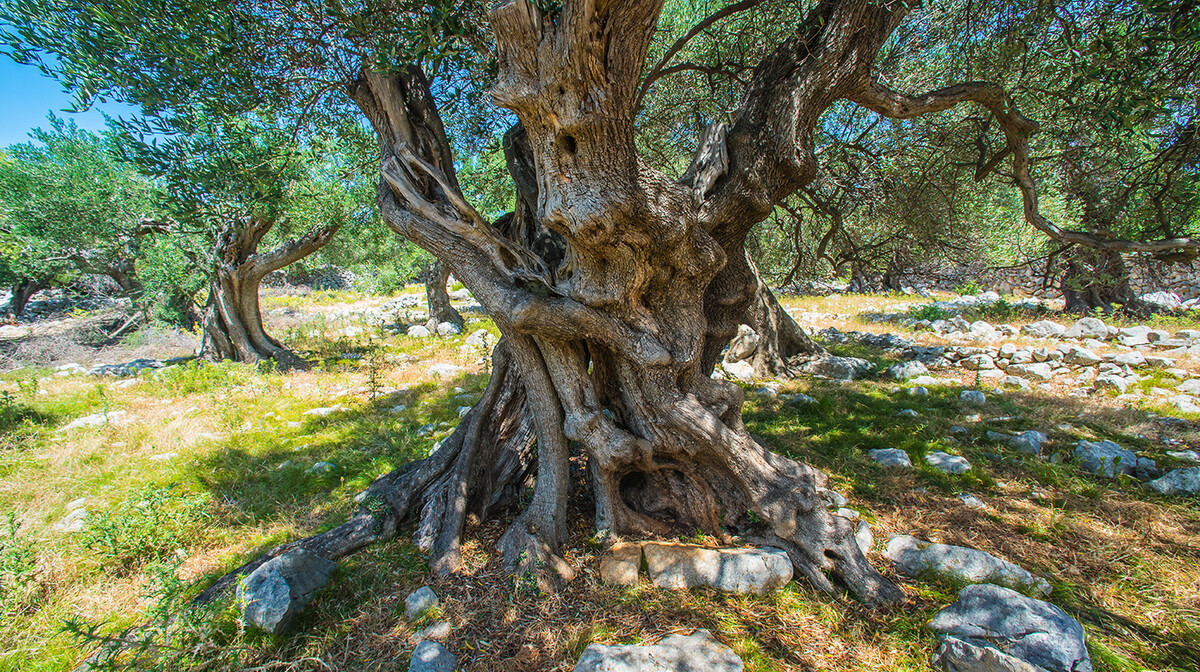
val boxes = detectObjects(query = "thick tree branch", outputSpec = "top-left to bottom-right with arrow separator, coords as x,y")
848,78 -> 1200,253
246,221 -> 341,276
634,0 -> 768,111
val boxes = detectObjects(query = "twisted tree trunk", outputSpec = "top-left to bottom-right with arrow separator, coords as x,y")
198,0 -> 918,614
199,217 -> 340,369
1059,247 -> 1142,315
342,0 -> 907,603
3,275 -> 52,320
422,260 -> 463,328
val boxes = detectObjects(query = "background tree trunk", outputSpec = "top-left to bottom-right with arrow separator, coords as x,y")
746,256 -> 826,376
199,217 -> 340,369
423,260 -> 463,328
3,276 -> 52,320
1059,247 -> 1142,315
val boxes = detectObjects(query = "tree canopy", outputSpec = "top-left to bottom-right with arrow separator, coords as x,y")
5,0 -> 1200,627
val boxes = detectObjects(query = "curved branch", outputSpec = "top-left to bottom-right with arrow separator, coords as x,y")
245,221 -> 342,277
848,79 -> 1200,253
635,0 -> 768,111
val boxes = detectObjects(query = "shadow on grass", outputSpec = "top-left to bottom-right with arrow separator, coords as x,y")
743,372 -> 1200,671
84,347 -> 1200,672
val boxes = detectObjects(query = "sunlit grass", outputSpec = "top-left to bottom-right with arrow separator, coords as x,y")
1,291 -> 1198,671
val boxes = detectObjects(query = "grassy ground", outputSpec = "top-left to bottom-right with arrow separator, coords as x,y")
1,289 -> 1198,671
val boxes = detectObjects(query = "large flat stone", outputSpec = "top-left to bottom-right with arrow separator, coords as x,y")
928,584 -> 1092,672
573,630 -> 743,672
799,355 -> 875,380
868,448 -> 913,468
1064,317 -> 1108,340
642,542 -> 792,595
884,536 -> 1050,596
599,542 -> 643,586
926,451 -> 972,474
237,548 -> 336,634
1023,320 -> 1065,338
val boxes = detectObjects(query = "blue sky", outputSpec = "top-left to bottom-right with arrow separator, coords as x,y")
0,58 -> 141,147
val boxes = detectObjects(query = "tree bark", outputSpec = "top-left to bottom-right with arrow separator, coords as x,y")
745,257 -> 825,376
199,217 -> 340,369
334,0 -> 906,605
3,275 -> 52,320
1059,247 -> 1144,315
68,255 -> 144,296
422,260 -> 463,328
195,1 -> 911,616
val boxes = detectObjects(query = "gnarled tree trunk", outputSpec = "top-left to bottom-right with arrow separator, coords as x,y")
199,217 -> 340,369
422,260 -> 463,329
199,0 -> 913,613
1059,247 -> 1142,315
3,275 -> 52,320
343,0 -> 905,604
68,255 -> 144,296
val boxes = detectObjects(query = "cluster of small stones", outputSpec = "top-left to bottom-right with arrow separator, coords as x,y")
912,253 -> 1200,304
877,310 -> 1200,406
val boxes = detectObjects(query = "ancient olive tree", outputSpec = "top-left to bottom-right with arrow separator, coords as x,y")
11,0 -> 1157,608
0,119 -> 159,317
905,0 -> 1200,313
120,110 -> 351,367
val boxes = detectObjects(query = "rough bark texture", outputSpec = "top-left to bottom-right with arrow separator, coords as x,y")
193,0 -> 933,615
745,256 -> 826,376
199,217 -> 340,369
339,0 -> 908,603
423,260 -> 463,328
3,276 -> 52,319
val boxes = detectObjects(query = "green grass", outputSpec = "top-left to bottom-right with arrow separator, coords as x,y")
2,293 -> 1199,671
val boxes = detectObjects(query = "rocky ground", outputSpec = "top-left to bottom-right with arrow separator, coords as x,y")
1,286 -> 1199,672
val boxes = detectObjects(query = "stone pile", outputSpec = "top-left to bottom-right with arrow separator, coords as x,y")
892,316 -> 1200,400
921,255 -> 1200,306
600,541 -> 792,595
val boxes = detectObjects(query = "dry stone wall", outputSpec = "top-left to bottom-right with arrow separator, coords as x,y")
915,255 -> 1200,301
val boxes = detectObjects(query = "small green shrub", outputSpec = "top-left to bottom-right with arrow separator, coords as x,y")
81,485 -> 213,572
978,297 -> 1015,320
907,303 -> 949,322
953,280 -> 982,295
0,513 -> 39,617
360,265 -> 413,295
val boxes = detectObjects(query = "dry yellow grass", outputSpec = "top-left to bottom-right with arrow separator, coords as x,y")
2,289 -> 1199,671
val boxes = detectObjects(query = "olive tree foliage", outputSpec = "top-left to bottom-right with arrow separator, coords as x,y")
752,102 -> 980,291
17,0 -> 1190,615
0,117 -> 162,318
883,0 -> 1200,311
114,108 -> 357,366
